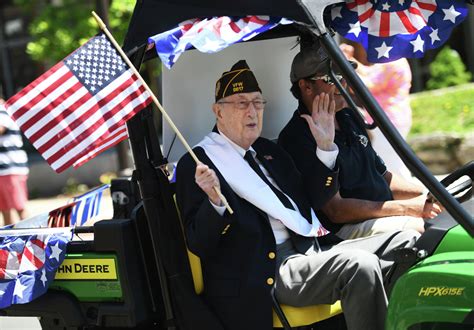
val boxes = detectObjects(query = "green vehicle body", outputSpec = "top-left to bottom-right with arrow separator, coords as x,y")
46,223 -> 473,329
1,1 -> 473,328
386,224 -> 474,330
435,225 -> 474,255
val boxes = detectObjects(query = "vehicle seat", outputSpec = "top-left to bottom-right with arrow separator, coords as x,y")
187,249 -> 342,327
175,196 -> 343,328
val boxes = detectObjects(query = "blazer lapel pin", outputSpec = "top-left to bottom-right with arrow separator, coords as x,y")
263,155 -> 273,161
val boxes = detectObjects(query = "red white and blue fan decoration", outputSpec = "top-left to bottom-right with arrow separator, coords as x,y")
149,16 -> 293,69
330,0 -> 468,62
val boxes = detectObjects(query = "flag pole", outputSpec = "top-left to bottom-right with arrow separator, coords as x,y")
91,11 -> 233,214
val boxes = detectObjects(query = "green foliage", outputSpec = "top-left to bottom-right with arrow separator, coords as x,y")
14,0 -> 135,64
62,177 -> 89,196
426,46 -> 472,90
409,84 -> 474,136
99,171 -> 117,185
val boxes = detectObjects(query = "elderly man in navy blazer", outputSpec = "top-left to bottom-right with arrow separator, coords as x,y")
176,60 -> 419,330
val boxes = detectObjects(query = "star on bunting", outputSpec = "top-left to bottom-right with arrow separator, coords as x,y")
443,5 -> 460,23
50,241 -> 62,262
410,35 -> 424,53
429,29 -> 440,44
40,269 -> 47,287
13,281 -> 27,299
348,21 -> 362,37
375,42 -> 393,58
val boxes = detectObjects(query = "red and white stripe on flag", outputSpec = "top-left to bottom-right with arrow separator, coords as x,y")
0,248 -> 21,280
5,33 -> 151,173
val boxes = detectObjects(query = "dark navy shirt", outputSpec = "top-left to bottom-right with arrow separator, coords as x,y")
333,108 -> 393,202
279,103 -> 393,230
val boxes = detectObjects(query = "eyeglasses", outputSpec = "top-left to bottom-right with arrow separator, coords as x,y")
309,74 -> 344,86
217,99 -> 267,110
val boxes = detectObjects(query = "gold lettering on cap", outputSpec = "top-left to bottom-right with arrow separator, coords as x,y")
232,81 -> 244,93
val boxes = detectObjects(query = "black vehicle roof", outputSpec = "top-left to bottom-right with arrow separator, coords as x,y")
123,0 -> 312,52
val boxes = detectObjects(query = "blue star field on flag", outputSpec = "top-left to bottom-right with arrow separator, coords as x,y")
330,0 -> 468,63
64,34 -> 127,95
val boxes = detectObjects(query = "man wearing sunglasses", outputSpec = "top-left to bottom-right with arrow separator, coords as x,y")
279,46 -> 442,240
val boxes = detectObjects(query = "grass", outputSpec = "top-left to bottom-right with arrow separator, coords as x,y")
409,83 -> 474,136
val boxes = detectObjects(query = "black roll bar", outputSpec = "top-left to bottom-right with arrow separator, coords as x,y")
126,46 -> 176,329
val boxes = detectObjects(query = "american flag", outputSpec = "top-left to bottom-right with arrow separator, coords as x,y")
0,228 -> 72,308
330,0 -> 468,63
48,203 -> 76,228
149,16 -> 293,69
4,33 -> 152,173
71,184 -> 110,226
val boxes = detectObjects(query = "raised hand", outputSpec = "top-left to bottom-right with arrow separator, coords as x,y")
195,163 -> 222,206
301,91 -> 336,151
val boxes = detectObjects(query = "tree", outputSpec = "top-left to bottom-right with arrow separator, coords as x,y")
14,0 -> 135,65
14,0 -> 138,171
427,46 -> 472,90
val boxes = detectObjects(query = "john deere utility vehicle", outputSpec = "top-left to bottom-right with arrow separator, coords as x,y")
2,0 -> 473,329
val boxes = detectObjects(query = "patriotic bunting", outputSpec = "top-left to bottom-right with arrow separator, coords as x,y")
71,184 -> 110,226
149,16 -> 293,69
330,0 -> 468,63
47,203 -> 76,228
0,228 -> 72,309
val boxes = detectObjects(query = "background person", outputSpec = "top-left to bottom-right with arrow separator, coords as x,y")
341,40 -> 414,180
279,46 -> 442,240
176,60 -> 419,330
0,98 -> 29,226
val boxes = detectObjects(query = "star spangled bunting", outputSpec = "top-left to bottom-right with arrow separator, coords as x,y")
0,228 -> 72,308
1,184 -> 109,231
330,0 -> 468,63
71,184 -> 110,226
47,203 -> 76,228
2,203 -> 76,230
149,16 -> 293,69
4,33 -> 152,173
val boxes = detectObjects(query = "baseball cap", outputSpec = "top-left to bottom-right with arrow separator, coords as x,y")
290,46 -> 357,83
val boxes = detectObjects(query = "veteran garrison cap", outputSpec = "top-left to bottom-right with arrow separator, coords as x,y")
215,60 -> 261,101
290,46 -> 357,83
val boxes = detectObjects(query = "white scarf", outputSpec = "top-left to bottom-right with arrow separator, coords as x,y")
197,132 -> 329,237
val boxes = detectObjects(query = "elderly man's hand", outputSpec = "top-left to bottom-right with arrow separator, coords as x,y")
195,163 -> 222,206
301,92 -> 336,151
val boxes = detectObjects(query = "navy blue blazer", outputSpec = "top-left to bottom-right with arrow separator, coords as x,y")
176,136 -> 338,329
